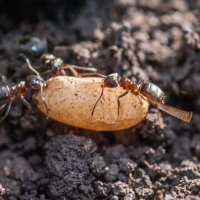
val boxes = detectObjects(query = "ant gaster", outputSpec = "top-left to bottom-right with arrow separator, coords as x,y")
92,73 -> 192,123
0,55 -> 48,123
19,36 -> 48,57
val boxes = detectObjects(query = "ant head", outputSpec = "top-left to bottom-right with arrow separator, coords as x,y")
26,75 -> 49,118
41,54 -> 55,63
26,75 -> 46,90
104,73 -> 119,88
42,54 -> 63,71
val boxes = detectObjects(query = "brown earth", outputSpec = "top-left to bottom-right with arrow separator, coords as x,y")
0,0 -> 199,199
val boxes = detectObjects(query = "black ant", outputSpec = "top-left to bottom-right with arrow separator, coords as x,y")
18,36 -> 100,77
92,73 -> 192,123
41,54 -> 100,77
0,55 -> 48,123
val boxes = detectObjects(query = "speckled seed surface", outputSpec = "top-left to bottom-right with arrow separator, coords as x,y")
35,76 -> 149,131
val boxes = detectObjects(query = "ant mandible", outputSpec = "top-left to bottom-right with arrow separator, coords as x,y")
0,54 -> 48,123
92,73 -> 192,123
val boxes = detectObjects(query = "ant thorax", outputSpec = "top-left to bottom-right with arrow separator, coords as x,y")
140,82 -> 166,104
12,81 -> 26,97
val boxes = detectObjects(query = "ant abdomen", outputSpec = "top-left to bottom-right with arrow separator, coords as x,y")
19,37 -> 47,57
141,82 -> 166,104
0,85 -> 10,101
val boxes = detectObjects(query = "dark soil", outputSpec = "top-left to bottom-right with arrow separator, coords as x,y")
0,0 -> 200,199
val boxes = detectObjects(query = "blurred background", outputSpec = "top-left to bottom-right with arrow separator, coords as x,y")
0,0 -> 199,199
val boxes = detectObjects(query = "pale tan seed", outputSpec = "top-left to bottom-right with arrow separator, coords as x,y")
35,76 -> 149,131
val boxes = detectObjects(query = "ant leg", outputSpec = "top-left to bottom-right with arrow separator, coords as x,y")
92,85 -> 105,116
40,83 -> 49,119
0,101 -> 12,123
0,103 -> 7,111
117,91 -> 129,116
69,65 -> 98,72
20,96 -> 31,110
62,65 -> 102,77
78,72 -> 106,78
62,64 -> 80,77
62,64 -> 98,73
41,69 -> 53,76
18,53 -> 40,75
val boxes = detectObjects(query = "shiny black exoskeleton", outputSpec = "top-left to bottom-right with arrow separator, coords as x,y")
0,83 -> 10,101
41,54 -> 64,72
0,53 -> 49,123
26,75 -> 47,89
138,81 -> 166,104
19,37 -> 47,57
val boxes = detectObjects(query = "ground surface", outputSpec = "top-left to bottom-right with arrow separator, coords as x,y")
0,0 -> 200,199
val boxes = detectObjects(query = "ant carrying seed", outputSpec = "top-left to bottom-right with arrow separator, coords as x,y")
92,73 -> 192,123
35,75 -> 149,131
0,55 -> 48,123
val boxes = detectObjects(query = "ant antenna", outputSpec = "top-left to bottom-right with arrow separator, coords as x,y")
18,53 -> 40,76
40,83 -> 49,119
92,85 -> 105,116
